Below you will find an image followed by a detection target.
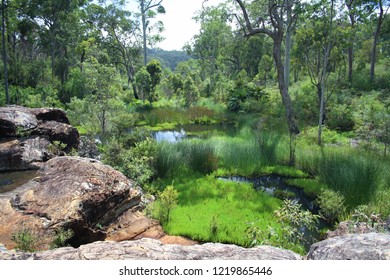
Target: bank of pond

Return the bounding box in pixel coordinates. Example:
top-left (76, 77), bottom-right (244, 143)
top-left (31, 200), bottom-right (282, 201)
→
top-left (146, 126), bottom-right (390, 254)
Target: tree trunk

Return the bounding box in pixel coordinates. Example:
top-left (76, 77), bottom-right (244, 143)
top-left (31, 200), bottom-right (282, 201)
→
top-left (284, 0), bottom-right (293, 87)
top-left (318, 0), bottom-right (334, 146)
top-left (273, 37), bottom-right (300, 136)
top-left (370, 0), bottom-right (384, 83)
top-left (346, 0), bottom-right (356, 83)
top-left (1, 0), bottom-right (9, 104)
top-left (141, 2), bottom-right (147, 66)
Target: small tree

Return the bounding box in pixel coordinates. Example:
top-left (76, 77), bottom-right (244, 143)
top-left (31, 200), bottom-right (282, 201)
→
top-left (135, 67), bottom-right (152, 103)
top-left (183, 77), bottom-right (200, 107)
top-left (159, 184), bottom-right (178, 224)
top-left (146, 59), bottom-right (163, 102)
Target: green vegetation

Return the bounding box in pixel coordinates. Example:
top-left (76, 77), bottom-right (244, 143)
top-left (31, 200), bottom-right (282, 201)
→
top-left (1, 0), bottom-right (389, 255)
top-left (50, 228), bottom-right (74, 249)
top-left (11, 228), bottom-right (38, 252)
top-left (149, 175), bottom-right (282, 247)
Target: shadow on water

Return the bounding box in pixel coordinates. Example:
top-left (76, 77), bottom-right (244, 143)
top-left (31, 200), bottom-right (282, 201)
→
top-left (220, 175), bottom-right (330, 249)
top-left (0, 170), bottom-right (39, 194)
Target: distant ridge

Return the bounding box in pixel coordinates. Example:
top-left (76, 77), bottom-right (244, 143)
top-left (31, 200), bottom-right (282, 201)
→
top-left (147, 48), bottom-right (191, 70)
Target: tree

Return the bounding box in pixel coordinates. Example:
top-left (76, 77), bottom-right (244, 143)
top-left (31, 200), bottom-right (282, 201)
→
top-left (182, 76), bottom-right (199, 107)
top-left (1, 0), bottom-right (9, 104)
top-left (159, 185), bottom-right (178, 224)
top-left (136, 0), bottom-right (165, 65)
top-left (190, 4), bottom-right (234, 94)
top-left (234, 0), bottom-right (300, 165)
top-left (146, 58), bottom-right (162, 102)
top-left (135, 66), bottom-right (151, 103)
top-left (370, 0), bottom-right (389, 82)
top-left (91, 1), bottom-right (142, 100)
top-left (17, 0), bottom-right (89, 100)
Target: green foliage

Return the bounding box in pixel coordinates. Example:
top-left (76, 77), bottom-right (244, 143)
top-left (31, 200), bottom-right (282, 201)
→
top-left (318, 150), bottom-right (381, 209)
top-left (286, 178), bottom-right (326, 197)
top-left (147, 184), bottom-right (179, 225)
top-left (157, 175), bottom-right (281, 247)
top-left (316, 189), bottom-right (346, 225)
top-left (135, 67), bottom-right (152, 103)
top-left (50, 228), bottom-right (74, 249)
top-left (11, 228), bottom-right (38, 252)
top-left (159, 185), bottom-right (179, 224)
top-left (183, 77), bottom-right (200, 107)
top-left (47, 141), bottom-right (67, 155)
top-left (246, 199), bottom-right (319, 254)
top-left (103, 137), bottom-right (157, 185)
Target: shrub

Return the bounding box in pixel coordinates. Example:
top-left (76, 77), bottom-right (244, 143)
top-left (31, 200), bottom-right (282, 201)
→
top-left (316, 189), bottom-right (346, 225)
top-left (11, 228), bottom-right (38, 252)
top-left (50, 228), bottom-right (74, 249)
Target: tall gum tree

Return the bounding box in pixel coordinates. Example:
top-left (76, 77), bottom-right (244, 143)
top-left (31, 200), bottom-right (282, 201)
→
top-left (136, 0), bottom-right (165, 65)
top-left (93, 1), bottom-right (142, 100)
top-left (1, 0), bottom-right (9, 104)
top-left (370, 0), bottom-right (389, 82)
top-left (233, 0), bottom-right (300, 164)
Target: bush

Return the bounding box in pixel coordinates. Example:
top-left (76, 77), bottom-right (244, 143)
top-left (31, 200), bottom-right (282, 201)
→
top-left (11, 228), bottom-right (38, 252)
top-left (316, 189), bottom-right (346, 225)
top-left (50, 228), bottom-right (74, 249)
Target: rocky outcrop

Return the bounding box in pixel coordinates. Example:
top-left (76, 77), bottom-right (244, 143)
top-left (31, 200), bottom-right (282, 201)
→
top-left (0, 238), bottom-right (302, 260)
top-left (0, 156), bottom-right (163, 249)
top-left (307, 233), bottom-right (390, 260)
top-left (0, 106), bottom-right (79, 171)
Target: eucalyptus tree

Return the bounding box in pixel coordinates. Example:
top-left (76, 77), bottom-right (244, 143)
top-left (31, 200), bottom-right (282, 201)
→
top-left (344, 0), bottom-right (369, 83)
top-left (190, 4), bottom-right (234, 95)
top-left (369, 0), bottom-right (389, 82)
top-left (294, 0), bottom-right (342, 145)
top-left (135, 0), bottom-right (165, 65)
top-left (17, 0), bottom-right (89, 95)
top-left (92, 0), bottom-right (142, 100)
top-left (233, 0), bottom-right (300, 164)
top-left (1, 0), bottom-right (9, 104)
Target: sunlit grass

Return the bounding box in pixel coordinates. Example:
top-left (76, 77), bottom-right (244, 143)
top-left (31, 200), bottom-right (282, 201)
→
top-left (162, 175), bottom-right (282, 247)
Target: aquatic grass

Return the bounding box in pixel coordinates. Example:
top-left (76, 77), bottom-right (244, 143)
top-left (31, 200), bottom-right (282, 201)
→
top-left (162, 176), bottom-right (282, 247)
top-left (317, 149), bottom-right (381, 209)
top-left (155, 129), bottom-right (285, 178)
top-left (142, 108), bottom-right (189, 126)
top-left (286, 178), bottom-right (327, 197)
top-left (156, 142), bottom-right (186, 177)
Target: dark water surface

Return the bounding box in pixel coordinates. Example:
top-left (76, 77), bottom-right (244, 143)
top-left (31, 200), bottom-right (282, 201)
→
top-left (0, 170), bottom-right (38, 194)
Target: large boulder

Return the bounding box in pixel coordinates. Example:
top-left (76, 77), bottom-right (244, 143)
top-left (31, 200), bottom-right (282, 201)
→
top-left (307, 233), bottom-right (390, 260)
top-left (0, 156), bottom-right (163, 249)
top-left (0, 238), bottom-right (302, 260)
top-left (0, 106), bottom-right (79, 171)
top-left (0, 106), bottom-right (38, 137)
top-left (0, 137), bottom-right (51, 171)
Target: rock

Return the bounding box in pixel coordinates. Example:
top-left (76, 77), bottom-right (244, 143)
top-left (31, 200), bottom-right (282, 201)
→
top-left (34, 121), bottom-right (79, 151)
top-left (307, 233), bottom-right (390, 260)
top-left (77, 136), bottom-right (101, 159)
top-left (29, 108), bottom-right (70, 124)
top-left (0, 106), bottom-right (79, 171)
top-left (0, 137), bottom-right (51, 171)
top-left (0, 156), bottom-right (163, 249)
top-left (0, 238), bottom-right (302, 260)
top-left (0, 106), bottom-right (37, 137)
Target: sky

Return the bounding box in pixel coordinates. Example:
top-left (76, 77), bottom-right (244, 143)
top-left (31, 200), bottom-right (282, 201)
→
top-left (128, 0), bottom-right (226, 51)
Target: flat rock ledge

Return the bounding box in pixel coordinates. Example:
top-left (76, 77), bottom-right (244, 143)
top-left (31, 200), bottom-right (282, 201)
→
top-left (307, 233), bottom-right (390, 260)
top-left (0, 238), bottom-right (301, 260)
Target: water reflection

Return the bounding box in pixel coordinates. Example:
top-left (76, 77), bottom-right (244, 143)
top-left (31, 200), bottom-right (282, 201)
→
top-left (152, 129), bottom-right (186, 143)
